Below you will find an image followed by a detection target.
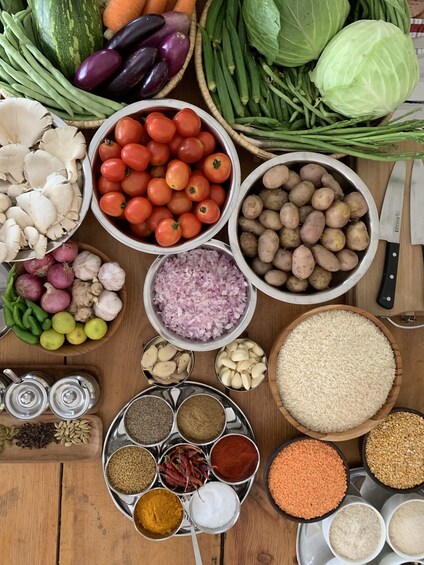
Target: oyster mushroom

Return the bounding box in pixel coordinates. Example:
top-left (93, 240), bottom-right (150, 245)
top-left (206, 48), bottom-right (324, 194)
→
top-left (7, 183), bottom-right (30, 202)
top-left (6, 206), bottom-right (34, 229)
top-left (42, 173), bottom-right (74, 220)
top-left (0, 180), bottom-right (9, 194)
top-left (24, 226), bottom-right (47, 258)
top-left (69, 183), bottom-right (82, 220)
top-left (40, 126), bottom-right (86, 183)
top-left (0, 242), bottom-right (7, 263)
top-left (16, 190), bottom-right (57, 235)
top-left (0, 98), bottom-right (52, 147)
top-left (0, 144), bottom-right (30, 184)
top-left (0, 194), bottom-right (11, 213)
top-left (24, 150), bottom-right (66, 188)
top-left (0, 218), bottom-right (21, 260)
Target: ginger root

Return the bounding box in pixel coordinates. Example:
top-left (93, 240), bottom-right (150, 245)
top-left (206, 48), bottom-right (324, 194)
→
top-left (68, 279), bottom-right (103, 322)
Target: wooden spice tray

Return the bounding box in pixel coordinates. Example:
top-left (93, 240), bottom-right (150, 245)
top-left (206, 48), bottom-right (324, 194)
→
top-left (0, 414), bottom-right (102, 463)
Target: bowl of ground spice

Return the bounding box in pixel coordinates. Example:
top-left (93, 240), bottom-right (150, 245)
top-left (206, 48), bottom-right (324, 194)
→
top-left (210, 433), bottom-right (260, 485)
top-left (363, 408), bottom-right (424, 493)
top-left (264, 437), bottom-right (349, 523)
top-left (133, 488), bottom-right (184, 541)
top-left (123, 396), bottom-right (174, 447)
top-left (105, 445), bottom-right (157, 496)
top-left (176, 393), bottom-right (226, 445)
top-left (381, 495), bottom-right (424, 560)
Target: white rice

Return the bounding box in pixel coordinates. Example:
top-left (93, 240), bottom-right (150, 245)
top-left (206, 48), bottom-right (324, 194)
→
top-left (276, 310), bottom-right (396, 433)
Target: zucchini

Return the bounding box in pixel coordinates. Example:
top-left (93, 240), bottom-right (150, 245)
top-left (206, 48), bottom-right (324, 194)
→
top-left (29, 0), bottom-right (103, 79)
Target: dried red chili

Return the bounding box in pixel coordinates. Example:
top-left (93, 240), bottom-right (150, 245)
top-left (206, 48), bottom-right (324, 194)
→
top-left (211, 434), bottom-right (259, 483)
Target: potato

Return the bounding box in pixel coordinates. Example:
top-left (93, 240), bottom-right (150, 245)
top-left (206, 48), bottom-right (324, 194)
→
top-left (300, 163), bottom-right (327, 187)
top-left (265, 269), bottom-right (288, 287)
top-left (272, 248), bottom-right (292, 271)
top-left (238, 217), bottom-right (265, 237)
top-left (240, 232), bottom-right (258, 258)
top-left (280, 202), bottom-right (299, 229)
top-left (289, 181), bottom-right (315, 207)
top-left (258, 229), bottom-right (280, 263)
top-left (336, 248), bottom-right (359, 271)
top-left (308, 266), bottom-right (332, 290)
top-left (321, 228), bottom-right (346, 252)
top-left (259, 209), bottom-right (283, 230)
top-left (242, 194), bottom-right (263, 219)
top-left (252, 257), bottom-right (273, 276)
top-left (321, 173), bottom-right (344, 198)
top-left (279, 226), bottom-right (301, 249)
top-left (325, 201), bottom-right (351, 228)
top-left (311, 244), bottom-right (340, 272)
top-left (286, 275), bottom-right (308, 293)
top-left (300, 210), bottom-right (325, 245)
top-left (259, 188), bottom-right (288, 210)
top-left (283, 170), bottom-right (301, 191)
top-left (345, 221), bottom-right (370, 251)
top-left (344, 192), bottom-right (368, 219)
top-left (263, 164), bottom-right (290, 189)
top-left (311, 187), bottom-right (334, 211)
top-left (292, 245), bottom-right (315, 280)
top-left (299, 205), bottom-right (313, 224)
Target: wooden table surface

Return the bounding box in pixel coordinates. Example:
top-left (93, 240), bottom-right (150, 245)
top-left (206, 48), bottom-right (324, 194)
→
top-left (1, 6), bottom-right (424, 564)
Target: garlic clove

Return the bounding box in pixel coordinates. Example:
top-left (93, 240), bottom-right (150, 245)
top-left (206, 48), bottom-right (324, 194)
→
top-left (152, 361), bottom-right (177, 379)
top-left (141, 345), bottom-right (158, 370)
top-left (226, 340), bottom-right (238, 352)
top-left (237, 359), bottom-right (256, 372)
top-left (241, 372), bottom-right (252, 390)
top-left (251, 363), bottom-right (267, 380)
top-left (177, 353), bottom-right (191, 374)
top-left (219, 368), bottom-right (231, 387)
top-left (215, 351), bottom-right (227, 370)
top-left (252, 344), bottom-right (265, 357)
top-left (231, 349), bottom-right (249, 362)
top-left (251, 374), bottom-right (266, 389)
top-left (231, 372), bottom-right (243, 390)
top-left (158, 343), bottom-right (177, 362)
top-left (221, 358), bottom-right (237, 370)
top-left (243, 340), bottom-right (256, 350)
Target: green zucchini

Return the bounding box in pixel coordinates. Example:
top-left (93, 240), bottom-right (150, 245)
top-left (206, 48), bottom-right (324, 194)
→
top-left (29, 0), bottom-right (103, 79)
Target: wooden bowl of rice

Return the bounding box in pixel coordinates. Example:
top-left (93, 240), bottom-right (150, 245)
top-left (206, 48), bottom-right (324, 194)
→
top-left (268, 305), bottom-right (402, 442)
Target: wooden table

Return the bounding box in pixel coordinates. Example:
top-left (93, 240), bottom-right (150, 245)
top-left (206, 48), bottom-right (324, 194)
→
top-left (1, 12), bottom-right (424, 565)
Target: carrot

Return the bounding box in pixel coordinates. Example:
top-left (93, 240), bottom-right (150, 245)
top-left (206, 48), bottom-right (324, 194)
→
top-left (172, 0), bottom-right (196, 17)
top-left (103, 0), bottom-right (147, 33)
top-left (143, 0), bottom-right (168, 14)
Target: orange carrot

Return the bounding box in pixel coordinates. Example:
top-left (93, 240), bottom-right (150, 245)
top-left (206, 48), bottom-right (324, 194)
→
top-left (103, 0), bottom-right (147, 33)
top-left (143, 0), bottom-right (168, 14)
top-left (172, 0), bottom-right (196, 17)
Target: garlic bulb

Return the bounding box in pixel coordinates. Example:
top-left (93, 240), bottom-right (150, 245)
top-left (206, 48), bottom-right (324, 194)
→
top-left (97, 261), bottom-right (126, 291)
top-left (72, 251), bottom-right (101, 281)
top-left (93, 290), bottom-right (122, 321)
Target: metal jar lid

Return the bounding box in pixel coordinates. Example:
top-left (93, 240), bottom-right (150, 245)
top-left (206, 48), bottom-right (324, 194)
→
top-left (49, 377), bottom-right (91, 419)
top-left (5, 381), bottom-right (49, 419)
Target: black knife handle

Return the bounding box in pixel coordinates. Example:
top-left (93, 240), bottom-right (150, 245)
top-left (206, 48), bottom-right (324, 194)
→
top-left (377, 242), bottom-right (400, 309)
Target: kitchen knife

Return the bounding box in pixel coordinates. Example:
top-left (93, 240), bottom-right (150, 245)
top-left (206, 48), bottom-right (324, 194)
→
top-left (377, 160), bottom-right (407, 309)
top-left (410, 159), bottom-right (424, 259)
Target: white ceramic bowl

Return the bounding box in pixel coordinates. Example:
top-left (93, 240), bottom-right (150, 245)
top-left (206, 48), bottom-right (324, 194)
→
top-left (381, 494), bottom-right (424, 560)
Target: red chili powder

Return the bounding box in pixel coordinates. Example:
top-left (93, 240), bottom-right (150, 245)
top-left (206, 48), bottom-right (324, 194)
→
top-left (267, 439), bottom-right (347, 520)
top-left (211, 434), bottom-right (259, 482)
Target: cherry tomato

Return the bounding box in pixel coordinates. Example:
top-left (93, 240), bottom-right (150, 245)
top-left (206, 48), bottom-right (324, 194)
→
top-left (98, 176), bottom-right (122, 195)
top-left (114, 116), bottom-right (144, 146)
top-left (123, 196), bottom-right (152, 224)
top-left (147, 177), bottom-right (172, 206)
top-left (130, 221), bottom-right (152, 239)
top-left (167, 191), bottom-right (193, 215)
top-left (209, 184), bottom-right (226, 207)
top-left (179, 212), bottom-right (202, 239)
top-left (196, 131), bottom-right (216, 157)
top-left (98, 139), bottom-right (122, 162)
top-left (100, 158), bottom-right (127, 182)
top-left (148, 206), bottom-right (173, 231)
top-left (145, 111), bottom-right (167, 126)
top-left (168, 133), bottom-right (184, 157)
top-left (121, 170), bottom-right (150, 196)
top-left (173, 108), bottom-right (201, 137)
top-left (194, 157), bottom-right (206, 172)
top-left (150, 165), bottom-right (166, 178)
top-left (165, 159), bottom-right (191, 191)
top-left (121, 143), bottom-right (151, 172)
top-left (203, 153), bottom-right (232, 183)
top-left (100, 192), bottom-right (126, 218)
top-left (195, 199), bottom-right (221, 224)
top-left (155, 218), bottom-right (182, 246)
top-left (147, 140), bottom-right (170, 166)
top-left (177, 137), bottom-right (204, 164)
top-left (146, 116), bottom-right (176, 144)
top-left (185, 174), bottom-right (210, 202)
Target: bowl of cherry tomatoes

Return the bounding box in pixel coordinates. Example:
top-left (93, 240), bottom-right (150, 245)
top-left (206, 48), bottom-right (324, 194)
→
top-left (88, 99), bottom-right (241, 254)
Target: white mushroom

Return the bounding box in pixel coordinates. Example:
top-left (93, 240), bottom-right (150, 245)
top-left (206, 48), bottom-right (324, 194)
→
top-left (42, 173), bottom-right (74, 219)
top-left (6, 206), bottom-right (34, 229)
top-left (0, 98), bottom-right (52, 147)
top-left (16, 191), bottom-right (57, 235)
top-left (7, 183), bottom-right (31, 202)
top-left (46, 222), bottom-right (64, 241)
top-left (34, 234), bottom-right (47, 258)
top-left (24, 149), bottom-right (66, 188)
top-left (0, 193), bottom-right (11, 212)
top-left (0, 212), bottom-right (6, 225)
top-left (60, 217), bottom-right (78, 232)
top-left (0, 179), bottom-right (9, 193)
top-left (40, 126), bottom-right (86, 183)
top-left (0, 218), bottom-right (21, 260)
top-left (0, 144), bottom-right (30, 184)
top-left (69, 183), bottom-right (82, 220)
top-left (24, 225), bottom-right (40, 248)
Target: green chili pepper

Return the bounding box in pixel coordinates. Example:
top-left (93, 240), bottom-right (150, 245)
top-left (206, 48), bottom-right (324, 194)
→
top-left (25, 299), bottom-right (48, 323)
top-left (41, 318), bottom-right (52, 331)
top-left (12, 303), bottom-right (25, 329)
top-left (3, 264), bottom-right (17, 304)
top-left (3, 304), bottom-right (15, 327)
top-left (27, 315), bottom-right (42, 336)
top-left (12, 325), bottom-right (39, 345)
top-left (22, 307), bottom-right (32, 329)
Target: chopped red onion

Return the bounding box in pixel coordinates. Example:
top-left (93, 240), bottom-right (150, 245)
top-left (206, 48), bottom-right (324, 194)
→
top-left (153, 249), bottom-right (248, 341)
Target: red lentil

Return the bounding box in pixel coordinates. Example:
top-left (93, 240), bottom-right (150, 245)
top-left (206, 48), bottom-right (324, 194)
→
top-left (267, 438), bottom-right (348, 520)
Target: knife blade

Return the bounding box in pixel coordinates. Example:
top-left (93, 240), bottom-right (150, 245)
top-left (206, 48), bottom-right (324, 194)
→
top-left (410, 159), bottom-right (424, 259)
top-left (377, 160), bottom-right (407, 309)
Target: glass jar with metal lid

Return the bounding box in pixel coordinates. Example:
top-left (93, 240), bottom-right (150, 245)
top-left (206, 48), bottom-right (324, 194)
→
top-left (49, 372), bottom-right (100, 420)
top-left (3, 369), bottom-right (51, 420)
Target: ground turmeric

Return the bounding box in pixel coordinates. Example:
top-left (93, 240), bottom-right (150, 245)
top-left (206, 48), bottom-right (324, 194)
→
top-left (134, 489), bottom-right (183, 536)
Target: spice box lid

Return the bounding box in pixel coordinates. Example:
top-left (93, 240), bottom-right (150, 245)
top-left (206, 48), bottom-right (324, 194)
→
top-left (0, 263), bottom-right (11, 340)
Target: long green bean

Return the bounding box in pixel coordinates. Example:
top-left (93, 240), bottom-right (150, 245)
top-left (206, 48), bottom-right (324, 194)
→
top-left (219, 51), bottom-right (245, 117)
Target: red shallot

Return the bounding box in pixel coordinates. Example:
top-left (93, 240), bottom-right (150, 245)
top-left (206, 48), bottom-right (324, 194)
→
top-left (23, 255), bottom-right (55, 277)
top-left (51, 241), bottom-right (79, 263)
top-left (15, 274), bottom-right (44, 301)
top-left (47, 263), bottom-right (75, 289)
top-left (40, 283), bottom-right (71, 314)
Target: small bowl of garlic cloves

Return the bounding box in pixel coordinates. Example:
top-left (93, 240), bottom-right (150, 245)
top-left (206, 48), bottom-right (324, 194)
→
top-left (140, 336), bottom-right (195, 387)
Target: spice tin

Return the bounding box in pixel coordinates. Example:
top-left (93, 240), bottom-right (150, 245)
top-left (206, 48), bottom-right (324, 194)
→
top-left (4, 371), bottom-right (51, 420)
top-left (123, 395), bottom-right (174, 447)
top-left (209, 433), bottom-right (260, 486)
top-left (49, 372), bottom-right (100, 420)
top-left (175, 393), bottom-right (227, 446)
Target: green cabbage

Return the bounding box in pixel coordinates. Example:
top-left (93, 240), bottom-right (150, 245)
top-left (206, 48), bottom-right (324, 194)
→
top-left (310, 20), bottom-right (419, 119)
top-left (242, 0), bottom-right (350, 67)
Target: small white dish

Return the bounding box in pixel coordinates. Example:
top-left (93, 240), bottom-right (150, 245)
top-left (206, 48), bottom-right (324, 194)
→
top-left (381, 494), bottom-right (424, 560)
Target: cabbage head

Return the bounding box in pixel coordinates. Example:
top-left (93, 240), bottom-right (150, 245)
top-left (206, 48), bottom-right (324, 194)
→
top-left (242, 0), bottom-right (350, 67)
top-left (310, 20), bottom-right (419, 119)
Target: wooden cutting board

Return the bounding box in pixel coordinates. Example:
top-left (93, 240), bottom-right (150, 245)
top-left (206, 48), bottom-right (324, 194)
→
top-left (351, 149), bottom-right (424, 317)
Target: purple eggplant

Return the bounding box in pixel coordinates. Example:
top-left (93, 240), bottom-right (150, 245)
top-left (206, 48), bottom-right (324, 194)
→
top-left (128, 60), bottom-right (168, 101)
top-left (106, 14), bottom-right (165, 55)
top-left (138, 11), bottom-right (191, 49)
top-left (103, 46), bottom-right (157, 99)
top-left (158, 32), bottom-right (189, 78)
top-left (73, 49), bottom-right (122, 91)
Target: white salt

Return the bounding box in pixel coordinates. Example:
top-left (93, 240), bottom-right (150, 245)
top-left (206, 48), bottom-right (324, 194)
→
top-left (190, 482), bottom-right (238, 529)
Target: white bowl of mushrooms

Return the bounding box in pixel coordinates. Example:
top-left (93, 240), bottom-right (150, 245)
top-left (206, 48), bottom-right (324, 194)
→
top-left (0, 98), bottom-right (92, 262)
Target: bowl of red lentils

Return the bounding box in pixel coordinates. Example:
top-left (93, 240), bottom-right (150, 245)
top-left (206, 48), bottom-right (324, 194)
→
top-left (264, 436), bottom-right (350, 523)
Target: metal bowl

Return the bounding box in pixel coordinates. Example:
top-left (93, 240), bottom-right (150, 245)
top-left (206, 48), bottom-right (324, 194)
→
top-left (228, 152), bottom-right (379, 304)
top-left (143, 239), bottom-right (257, 352)
top-left (88, 99), bottom-right (241, 255)
top-left (214, 338), bottom-right (267, 392)
top-left (140, 335), bottom-right (194, 388)
top-left (132, 487), bottom-right (184, 541)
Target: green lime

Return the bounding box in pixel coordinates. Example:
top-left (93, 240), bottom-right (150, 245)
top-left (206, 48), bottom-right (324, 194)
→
top-left (66, 323), bottom-right (87, 345)
top-left (84, 318), bottom-right (108, 340)
top-left (40, 329), bottom-right (65, 351)
top-left (52, 312), bottom-right (76, 334)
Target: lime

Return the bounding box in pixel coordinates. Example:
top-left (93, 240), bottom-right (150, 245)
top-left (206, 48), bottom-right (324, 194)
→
top-left (52, 312), bottom-right (76, 334)
top-left (84, 318), bottom-right (108, 340)
top-left (66, 323), bottom-right (87, 345)
top-left (40, 329), bottom-right (65, 351)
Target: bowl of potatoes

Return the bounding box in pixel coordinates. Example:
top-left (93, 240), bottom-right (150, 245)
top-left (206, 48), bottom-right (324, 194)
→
top-left (228, 152), bottom-right (379, 304)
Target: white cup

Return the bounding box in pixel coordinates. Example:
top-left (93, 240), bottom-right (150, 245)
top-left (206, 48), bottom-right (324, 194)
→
top-left (322, 495), bottom-right (386, 564)
top-left (379, 550), bottom-right (424, 565)
top-left (380, 494), bottom-right (424, 560)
